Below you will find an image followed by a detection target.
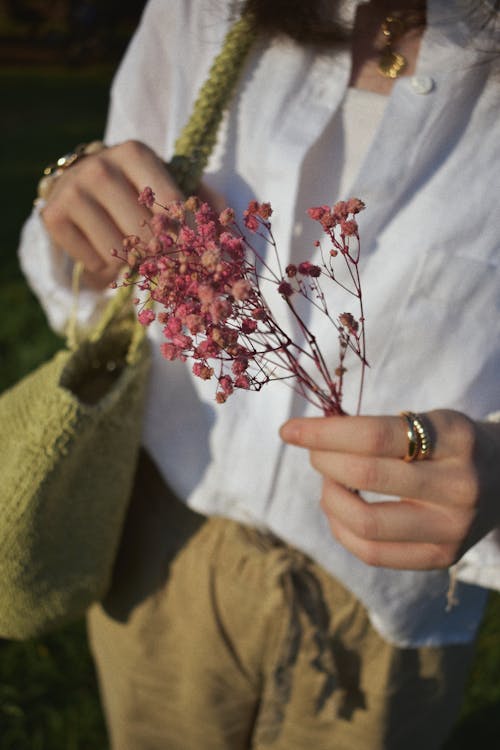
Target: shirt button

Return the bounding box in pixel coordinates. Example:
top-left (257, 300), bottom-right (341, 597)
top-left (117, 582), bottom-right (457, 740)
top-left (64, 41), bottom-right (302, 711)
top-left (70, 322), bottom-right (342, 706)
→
top-left (410, 75), bottom-right (434, 94)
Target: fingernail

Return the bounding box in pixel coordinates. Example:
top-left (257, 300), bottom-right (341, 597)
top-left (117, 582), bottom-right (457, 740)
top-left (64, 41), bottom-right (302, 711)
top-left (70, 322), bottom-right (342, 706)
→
top-left (280, 421), bottom-right (299, 444)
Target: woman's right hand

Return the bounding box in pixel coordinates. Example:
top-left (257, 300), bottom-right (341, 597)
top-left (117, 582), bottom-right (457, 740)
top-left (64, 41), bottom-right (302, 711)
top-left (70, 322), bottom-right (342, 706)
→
top-left (41, 140), bottom-right (184, 289)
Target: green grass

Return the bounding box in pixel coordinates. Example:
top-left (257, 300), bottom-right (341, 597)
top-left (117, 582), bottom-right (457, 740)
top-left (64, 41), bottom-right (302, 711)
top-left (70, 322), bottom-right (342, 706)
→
top-left (0, 64), bottom-right (114, 749)
top-left (444, 592), bottom-right (500, 748)
top-left (1, 65), bottom-right (499, 749)
top-left (0, 65), bottom-right (113, 392)
top-left (0, 621), bottom-right (107, 749)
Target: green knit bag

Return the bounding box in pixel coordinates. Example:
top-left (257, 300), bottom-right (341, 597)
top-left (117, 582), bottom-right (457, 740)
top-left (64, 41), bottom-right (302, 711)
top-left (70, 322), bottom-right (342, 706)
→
top-left (0, 12), bottom-right (255, 640)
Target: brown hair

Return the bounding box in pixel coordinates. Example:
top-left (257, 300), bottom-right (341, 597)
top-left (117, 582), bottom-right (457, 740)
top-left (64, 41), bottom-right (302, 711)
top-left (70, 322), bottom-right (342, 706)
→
top-left (241, 0), bottom-right (351, 45)
top-left (240, 0), bottom-right (499, 48)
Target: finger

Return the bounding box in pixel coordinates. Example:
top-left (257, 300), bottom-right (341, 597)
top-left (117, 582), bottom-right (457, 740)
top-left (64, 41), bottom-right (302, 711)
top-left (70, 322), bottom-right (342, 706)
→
top-left (82, 162), bottom-right (153, 237)
top-left (42, 189), bottom-right (126, 287)
top-left (320, 480), bottom-right (473, 546)
top-left (43, 151), bottom-right (164, 279)
top-left (310, 450), bottom-right (474, 506)
top-left (67, 192), bottom-right (133, 266)
top-left (41, 163), bottom-right (132, 272)
top-left (281, 414), bottom-right (415, 458)
top-left (326, 518), bottom-right (458, 570)
top-left (281, 410), bottom-right (461, 462)
top-left (63, 151), bottom-right (158, 256)
top-left (54, 142), bottom-right (184, 261)
top-left (41, 214), bottom-right (105, 273)
top-left (106, 140), bottom-right (185, 206)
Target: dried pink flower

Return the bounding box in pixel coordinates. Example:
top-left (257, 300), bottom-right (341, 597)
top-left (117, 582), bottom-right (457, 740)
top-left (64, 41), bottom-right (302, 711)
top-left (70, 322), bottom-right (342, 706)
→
top-left (138, 308), bottom-right (156, 326)
top-left (193, 362), bottom-right (214, 380)
top-left (243, 213), bottom-right (259, 232)
top-left (138, 186), bottom-right (155, 208)
top-left (117, 194), bottom-right (367, 415)
top-left (234, 374), bottom-right (251, 389)
top-left (340, 219), bottom-right (358, 237)
top-left (257, 202), bottom-right (273, 220)
top-left (307, 206), bottom-right (329, 221)
top-left (346, 197), bottom-right (365, 214)
top-left (297, 261), bottom-right (321, 277)
top-left (278, 280), bottom-right (294, 297)
top-left (219, 207), bottom-right (236, 226)
top-left (230, 279), bottom-right (251, 301)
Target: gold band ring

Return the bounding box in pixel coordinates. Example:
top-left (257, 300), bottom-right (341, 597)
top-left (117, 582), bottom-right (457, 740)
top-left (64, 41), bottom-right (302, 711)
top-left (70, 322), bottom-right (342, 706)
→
top-left (400, 411), bottom-right (433, 461)
top-left (400, 411), bottom-right (420, 462)
top-left (411, 413), bottom-right (433, 459)
top-left (35, 140), bottom-right (105, 205)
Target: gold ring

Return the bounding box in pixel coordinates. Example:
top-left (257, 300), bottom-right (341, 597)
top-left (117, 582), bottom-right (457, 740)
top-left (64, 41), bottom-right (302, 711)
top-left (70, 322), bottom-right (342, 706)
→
top-left (400, 411), bottom-right (433, 461)
top-left (35, 140), bottom-right (105, 205)
top-left (411, 413), bottom-right (433, 459)
top-left (400, 411), bottom-right (420, 462)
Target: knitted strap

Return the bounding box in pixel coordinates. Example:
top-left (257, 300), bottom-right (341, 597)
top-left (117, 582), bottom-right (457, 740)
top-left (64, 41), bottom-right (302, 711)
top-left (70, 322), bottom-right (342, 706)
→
top-left (84, 10), bottom-right (256, 349)
top-left (169, 10), bottom-right (256, 196)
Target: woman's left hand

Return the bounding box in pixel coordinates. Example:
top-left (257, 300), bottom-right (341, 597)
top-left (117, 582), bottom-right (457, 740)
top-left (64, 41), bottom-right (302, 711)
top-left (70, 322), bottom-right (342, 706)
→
top-left (280, 409), bottom-right (500, 570)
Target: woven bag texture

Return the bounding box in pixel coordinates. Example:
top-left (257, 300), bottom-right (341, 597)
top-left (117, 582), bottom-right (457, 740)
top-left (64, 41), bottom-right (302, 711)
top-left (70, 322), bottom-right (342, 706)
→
top-left (0, 320), bottom-right (151, 638)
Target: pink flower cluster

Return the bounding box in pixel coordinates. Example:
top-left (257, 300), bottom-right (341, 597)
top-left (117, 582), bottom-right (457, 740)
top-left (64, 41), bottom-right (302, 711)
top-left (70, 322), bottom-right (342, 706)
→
top-left (116, 192), bottom-right (367, 415)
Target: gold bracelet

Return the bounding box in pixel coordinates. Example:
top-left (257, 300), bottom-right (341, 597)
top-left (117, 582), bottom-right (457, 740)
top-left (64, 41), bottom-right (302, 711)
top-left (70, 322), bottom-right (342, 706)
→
top-left (35, 140), bottom-right (105, 205)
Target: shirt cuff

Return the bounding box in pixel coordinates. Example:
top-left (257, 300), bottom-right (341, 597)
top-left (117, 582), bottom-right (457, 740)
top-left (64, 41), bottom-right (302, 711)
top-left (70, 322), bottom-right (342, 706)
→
top-left (18, 203), bottom-right (110, 334)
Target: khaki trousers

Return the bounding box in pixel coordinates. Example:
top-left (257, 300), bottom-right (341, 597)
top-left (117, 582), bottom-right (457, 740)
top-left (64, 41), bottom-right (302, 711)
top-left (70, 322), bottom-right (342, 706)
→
top-left (87, 452), bottom-right (473, 750)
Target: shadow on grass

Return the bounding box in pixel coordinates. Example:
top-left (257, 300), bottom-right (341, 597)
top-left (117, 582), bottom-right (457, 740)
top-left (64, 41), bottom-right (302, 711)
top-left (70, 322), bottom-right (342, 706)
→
top-left (0, 621), bottom-right (108, 750)
top-left (444, 703), bottom-right (500, 749)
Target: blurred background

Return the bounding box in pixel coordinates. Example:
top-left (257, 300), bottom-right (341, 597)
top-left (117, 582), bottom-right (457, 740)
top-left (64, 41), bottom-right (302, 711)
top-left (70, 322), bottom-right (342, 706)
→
top-left (0, 0), bottom-right (146, 65)
top-left (1, 2), bottom-right (499, 747)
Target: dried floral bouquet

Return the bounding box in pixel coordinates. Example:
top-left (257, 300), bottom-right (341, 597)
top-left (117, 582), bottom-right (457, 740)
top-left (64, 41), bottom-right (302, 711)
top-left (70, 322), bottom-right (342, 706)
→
top-left (113, 190), bottom-right (368, 416)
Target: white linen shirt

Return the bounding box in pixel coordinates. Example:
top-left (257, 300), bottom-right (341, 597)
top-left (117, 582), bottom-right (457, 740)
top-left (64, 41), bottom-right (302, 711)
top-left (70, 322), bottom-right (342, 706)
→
top-left (19, 0), bottom-right (500, 646)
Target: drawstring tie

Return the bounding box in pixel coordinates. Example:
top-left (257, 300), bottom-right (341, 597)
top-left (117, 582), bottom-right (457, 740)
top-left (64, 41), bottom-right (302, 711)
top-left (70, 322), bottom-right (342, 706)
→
top-left (243, 528), bottom-right (365, 745)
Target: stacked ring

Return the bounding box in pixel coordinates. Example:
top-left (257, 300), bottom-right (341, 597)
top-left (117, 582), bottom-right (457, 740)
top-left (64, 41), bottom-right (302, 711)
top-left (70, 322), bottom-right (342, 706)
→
top-left (35, 140), bottom-right (105, 205)
top-left (400, 411), bottom-right (433, 461)
top-left (400, 412), bottom-right (420, 462)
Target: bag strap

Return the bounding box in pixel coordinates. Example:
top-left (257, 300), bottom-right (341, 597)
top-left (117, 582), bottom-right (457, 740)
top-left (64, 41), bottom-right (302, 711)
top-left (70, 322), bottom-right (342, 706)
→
top-left (83, 10), bottom-right (257, 351)
top-left (169, 10), bottom-right (256, 195)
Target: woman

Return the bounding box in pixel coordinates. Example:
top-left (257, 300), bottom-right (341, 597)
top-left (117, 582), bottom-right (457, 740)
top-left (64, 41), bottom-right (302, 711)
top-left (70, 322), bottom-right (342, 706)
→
top-left (19, 0), bottom-right (500, 747)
